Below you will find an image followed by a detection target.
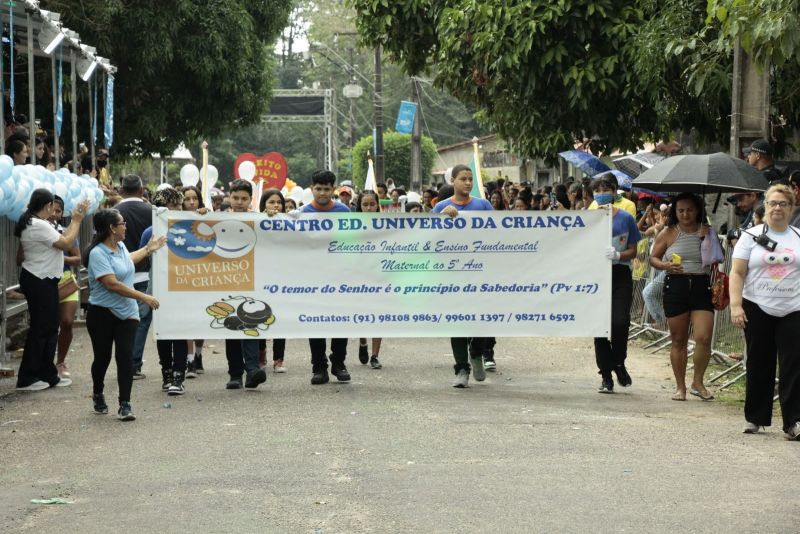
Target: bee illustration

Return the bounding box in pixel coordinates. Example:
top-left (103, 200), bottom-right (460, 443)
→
top-left (206, 296), bottom-right (276, 336)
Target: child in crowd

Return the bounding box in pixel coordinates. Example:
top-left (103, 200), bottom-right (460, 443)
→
top-left (432, 164), bottom-right (495, 387)
top-left (224, 180), bottom-right (268, 391)
top-left (141, 187), bottom-right (189, 395)
top-left (301, 170), bottom-right (352, 385)
top-left (180, 185), bottom-right (207, 378)
top-left (258, 189), bottom-right (288, 373)
top-left (356, 190), bottom-right (384, 369)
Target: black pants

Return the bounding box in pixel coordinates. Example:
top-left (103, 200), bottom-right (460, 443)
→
top-left (257, 338), bottom-right (286, 360)
top-left (742, 299), bottom-right (800, 431)
top-left (87, 304), bottom-right (138, 403)
top-left (309, 338), bottom-right (347, 372)
top-left (483, 337), bottom-right (496, 361)
top-left (156, 340), bottom-right (188, 372)
top-left (16, 269), bottom-right (60, 387)
top-left (451, 337), bottom-right (489, 373)
top-left (594, 264), bottom-right (633, 373)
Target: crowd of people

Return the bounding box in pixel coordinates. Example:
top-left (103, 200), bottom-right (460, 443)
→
top-left (6, 137), bottom-right (800, 441)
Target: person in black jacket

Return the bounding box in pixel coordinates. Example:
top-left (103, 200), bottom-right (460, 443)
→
top-left (115, 174), bottom-right (153, 379)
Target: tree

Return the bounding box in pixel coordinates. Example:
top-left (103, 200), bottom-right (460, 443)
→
top-left (347, 0), bottom-right (759, 158)
top-left (43, 0), bottom-right (294, 157)
top-left (351, 132), bottom-right (437, 189)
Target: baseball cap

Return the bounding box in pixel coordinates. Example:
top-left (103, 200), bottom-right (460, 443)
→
top-left (743, 138), bottom-right (772, 157)
top-left (338, 185), bottom-right (353, 196)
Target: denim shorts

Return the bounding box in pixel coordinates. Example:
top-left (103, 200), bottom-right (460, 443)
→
top-left (663, 274), bottom-right (714, 318)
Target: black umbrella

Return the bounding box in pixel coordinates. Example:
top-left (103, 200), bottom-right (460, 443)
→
top-left (631, 152), bottom-right (769, 193)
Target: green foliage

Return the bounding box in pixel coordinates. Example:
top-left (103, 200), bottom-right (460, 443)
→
top-left (351, 132), bottom-right (437, 190)
top-left (43, 0), bottom-right (293, 157)
top-left (207, 122), bottom-right (323, 188)
top-left (706, 0), bottom-right (800, 68)
top-left (348, 0), bottom-right (795, 157)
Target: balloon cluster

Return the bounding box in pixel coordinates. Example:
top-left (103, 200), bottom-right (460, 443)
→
top-left (0, 155), bottom-right (105, 221)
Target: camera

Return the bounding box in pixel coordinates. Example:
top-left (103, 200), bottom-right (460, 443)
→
top-left (753, 232), bottom-right (777, 252)
top-left (726, 228), bottom-right (741, 242)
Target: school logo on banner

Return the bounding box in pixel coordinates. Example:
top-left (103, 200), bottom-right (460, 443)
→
top-left (166, 219), bottom-right (256, 291)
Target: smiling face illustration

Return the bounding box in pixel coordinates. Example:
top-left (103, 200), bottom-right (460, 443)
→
top-left (212, 220), bottom-right (257, 258)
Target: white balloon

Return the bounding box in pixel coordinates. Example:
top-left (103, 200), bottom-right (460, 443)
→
top-left (280, 186), bottom-right (289, 196)
top-left (180, 164), bottom-right (201, 187)
top-left (54, 182), bottom-right (68, 199)
top-left (406, 191), bottom-right (422, 203)
top-left (444, 167), bottom-right (454, 184)
top-left (207, 165), bottom-right (219, 184)
top-left (301, 187), bottom-right (314, 206)
top-left (89, 177), bottom-right (99, 188)
top-left (238, 161), bottom-right (256, 181)
top-left (290, 186), bottom-right (304, 203)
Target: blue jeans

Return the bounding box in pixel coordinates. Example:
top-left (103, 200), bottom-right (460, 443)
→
top-left (226, 339), bottom-right (260, 377)
top-left (642, 271), bottom-right (666, 322)
top-left (131, 280), bottom-right (152, 372)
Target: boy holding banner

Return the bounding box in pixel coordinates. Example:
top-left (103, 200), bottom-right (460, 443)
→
top-left (224, 180), bottom-right (268, 391)
top-left (432, 164), bottom-right (494, 388)
top-left (301, 170), bottom-right (352, 385)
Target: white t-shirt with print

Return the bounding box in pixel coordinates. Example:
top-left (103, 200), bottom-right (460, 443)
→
top-left (733, 224), bottom-right (800, 317)
top-left (20, 218), bottom-right (63, 279)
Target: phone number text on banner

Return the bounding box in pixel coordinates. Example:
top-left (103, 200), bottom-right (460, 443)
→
top-left (152, 210), bottom-right (612, 339)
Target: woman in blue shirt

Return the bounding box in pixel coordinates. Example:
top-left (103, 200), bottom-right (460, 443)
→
top-left (84, 209), bottom-right (165, 421)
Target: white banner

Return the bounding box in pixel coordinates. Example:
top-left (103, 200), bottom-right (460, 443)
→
top-left (152, 210), bottom-right (612, 339)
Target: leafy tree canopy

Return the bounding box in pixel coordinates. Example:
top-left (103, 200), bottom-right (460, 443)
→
top-left (351, 132), bottom-right (437, 190)
top-left (43, 0), bottom-right (294, 157)
top-left (349, 0), bottom-right (800, 158)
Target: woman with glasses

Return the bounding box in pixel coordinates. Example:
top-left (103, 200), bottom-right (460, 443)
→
top-left (730, 184), bottom-right (800, 439)
top-left (84, 209), bottom-right (166, 421)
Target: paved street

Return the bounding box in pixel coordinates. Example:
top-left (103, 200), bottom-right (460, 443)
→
top-left (1, 330), bottom-right (798, 533)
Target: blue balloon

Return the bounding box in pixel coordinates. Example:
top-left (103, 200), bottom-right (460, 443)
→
top-left (0, 156), bottom-right (12, 180)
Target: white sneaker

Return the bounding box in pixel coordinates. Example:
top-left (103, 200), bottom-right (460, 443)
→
top-left (16, 381), bottom-right (49, 391)
top-left (55, 377), bottom-right (72, 387)
top-left (785, 421), bottom-right (800, 441)
top-left (452, 369), bottom-right (469, 388)
top-left (743, 421), bottom-right (764, 434)
top-left (484, 359), bottom-right (496, 372)
top-left (470, 357), bottom-right (486, 382)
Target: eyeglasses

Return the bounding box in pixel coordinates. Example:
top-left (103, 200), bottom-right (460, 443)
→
top-left (113, 221), bottom-right (127, 226)
top-left (766, 200), bottom-right (790, 208)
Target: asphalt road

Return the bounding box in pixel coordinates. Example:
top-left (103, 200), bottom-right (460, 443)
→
top-left (1, 331), bottom-right (798, 533)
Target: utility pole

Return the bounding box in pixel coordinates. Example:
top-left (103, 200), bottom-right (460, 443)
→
top-left (373, 46), bottom-right (384, 183)
top-left (410, 77), bottom-right (422, 191)
top-left (348, 48), bottom-right (356, 152)
top-left (728, 39), bottom-right (770, 228)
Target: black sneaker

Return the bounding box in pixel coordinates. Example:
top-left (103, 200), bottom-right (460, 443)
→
top-left (358, 343), bottom-right (369, 364)
top-left (93, 393), bottom-right (108, 414)
top-left (132, 368), bottom-right (146, 380)
top-left (614, 365), bottom-right (632, 387)
top-left (226, 375), bottom-right (243, 390)
top-left (161, 368), bottom-right (173, 391)
top-left (168, 371), bottom-right (186, 396)
top-left (195, 354), bottom-right (204, 374)
top-left (311, 369), bottom-right (330, 385)
top-left (331, 364), bottom-right (351, 382)
top-left (598, 372), bottom-right (614, 394)
top-left (185, 361), bottom-right (197, 379)
top-left (245, 368), bottom-right (267, 390)
top-left (370, 356), bottom-right (382, 369)
top-left (117, 402), bottom-right (136, 421)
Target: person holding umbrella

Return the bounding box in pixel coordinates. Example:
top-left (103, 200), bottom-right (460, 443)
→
top-left (649, 193), bottom-right (715, 401)
top-left (730, 184), bottom-right (800, 439)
